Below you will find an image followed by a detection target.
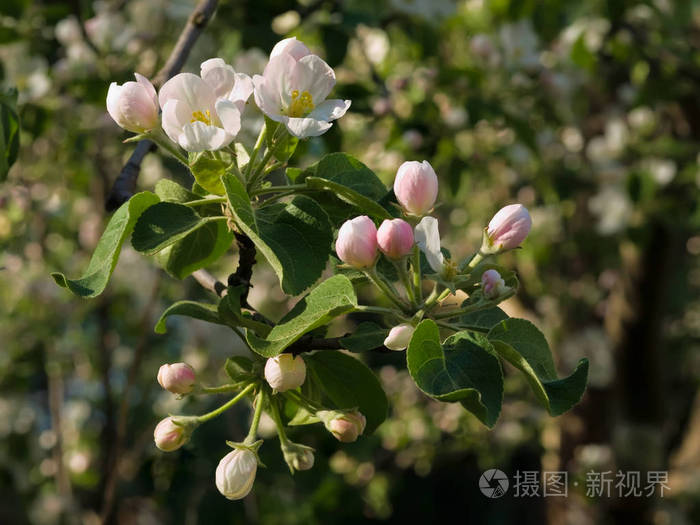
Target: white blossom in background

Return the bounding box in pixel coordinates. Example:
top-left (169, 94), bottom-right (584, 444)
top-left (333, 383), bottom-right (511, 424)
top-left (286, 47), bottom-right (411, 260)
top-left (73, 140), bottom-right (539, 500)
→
top-left (642, 158), bottom-right (676, 186)
top-left (588, 186), bottom-right (632, 235)
top-left (498, 20), bottom-right (540, 70)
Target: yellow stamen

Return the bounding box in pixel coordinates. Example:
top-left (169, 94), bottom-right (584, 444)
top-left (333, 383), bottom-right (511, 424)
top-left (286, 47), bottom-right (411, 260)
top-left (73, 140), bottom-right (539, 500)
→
top-left (191, 110), bottom-right (212, 125)
top-left (288, 90), bottom-right (314, 118)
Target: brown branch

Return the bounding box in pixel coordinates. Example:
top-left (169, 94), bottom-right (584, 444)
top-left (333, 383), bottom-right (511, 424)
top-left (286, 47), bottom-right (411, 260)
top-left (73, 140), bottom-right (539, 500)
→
top-left (105, 0), bottom-right (220, 211)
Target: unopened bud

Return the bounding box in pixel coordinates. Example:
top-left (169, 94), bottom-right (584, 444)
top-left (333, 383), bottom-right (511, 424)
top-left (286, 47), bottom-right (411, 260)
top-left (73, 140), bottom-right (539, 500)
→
top-left (106, 73), bottom-right (159, 133)
top-left (264, 354), bottom-right (306, 392)
top-left (215, 448), bottom-right (258, 500)
top-left (393, 160), bottom-right (439, 216)
top-left (153, 417), bottom-right (188, 452)
top-left (481, 269), bottom-right (508, 299)
top-left (319, 410), bottom-right (366, 443)
top-left (383, 323), bottom-right (415, 351)
top-left (335, 216), bottom-right (378, 269)
top-left (377, 218), bottom-right (414, 259)
top-left (483, 204), bottom-right (532, 253)
top-left (157, 362), bottom-right (196, 394)
top-left (281, 442), bottom-right (315, 472)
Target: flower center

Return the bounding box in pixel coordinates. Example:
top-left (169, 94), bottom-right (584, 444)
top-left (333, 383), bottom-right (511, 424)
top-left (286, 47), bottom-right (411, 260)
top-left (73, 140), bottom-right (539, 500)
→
top-left (190, 110), bottom-right (212, 125)
top-left (288, 90), bottom-right (314, 118)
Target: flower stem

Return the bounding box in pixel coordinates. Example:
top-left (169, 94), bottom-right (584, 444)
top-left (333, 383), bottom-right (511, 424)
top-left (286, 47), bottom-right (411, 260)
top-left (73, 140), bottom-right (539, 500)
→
top-left (184, 197), bottom-right (227, 207)
top-left (284, 389), bottom-right (323, 412)
top-left (199, 383), bottom-right (246, 394)
top-left (245, 122), bottom-right (267, 182)
top-left (411, 245), bottom-right (423, 303)
top-left (393, 259), bottom-right (416, 306)
top-left (365, 268), bottom-right (409, 311)
top-left (244, 388), bottom-right (266, 445)
top-left (268, 396), bottom-right (291, 446)
top-left (197, 383), bottom-right (256, 423)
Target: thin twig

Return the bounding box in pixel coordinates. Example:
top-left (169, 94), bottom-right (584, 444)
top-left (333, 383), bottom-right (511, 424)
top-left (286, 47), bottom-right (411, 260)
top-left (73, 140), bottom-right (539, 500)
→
top-left (105, 0), bottom-right (220, 211)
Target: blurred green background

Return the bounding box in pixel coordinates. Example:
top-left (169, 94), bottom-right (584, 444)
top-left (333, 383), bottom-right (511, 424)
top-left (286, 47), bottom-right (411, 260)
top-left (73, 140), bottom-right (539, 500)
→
top-left (1, 0), bottom-right (700, 523)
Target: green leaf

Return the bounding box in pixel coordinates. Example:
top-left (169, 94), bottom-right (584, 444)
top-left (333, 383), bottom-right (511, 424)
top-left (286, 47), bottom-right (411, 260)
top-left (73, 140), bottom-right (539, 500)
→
top-left (406, 319), bottom-right (503, 428)
top-left (218, 285), bottom-right (272, 336)
top-left (488, 318), bottom-right (588, 416)
top-left (265, 117), bottom-right (299, 162)
top-left (155, 179), bottom-right (199, 203)
top-left (305, 177), bottom-right (391, 221)
top-left (246, 275), bottom-right (357, 357)
top-left (459, 307), bottom-right (509, 331)
top-left (154, 300), bottom-right (224, 334)
top-left (160, 221), bottom-right (233, 279)
top-left (52, 192), bottom-right (160, 298)
top-left (287, 405), bottom-right (321, 426)
top-left (222, 173), bottom-right (333, 295)
top-left (189, 153), bottom-right (228, 195)
top-left (341, 322), bottom-right (389, 352)
top-left (225, 356), bottom-right (256, 382)
top-left (305, 351), bottom-right (388, 433)
top-left (0, 88), bottom-right (20, 181)
top-left (131, 202), bottom-right (224, 255)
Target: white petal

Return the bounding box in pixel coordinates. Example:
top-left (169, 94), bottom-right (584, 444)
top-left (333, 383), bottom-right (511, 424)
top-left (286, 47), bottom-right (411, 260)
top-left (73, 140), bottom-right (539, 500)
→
top-left (134, 72), bottom-right (157, 108)
top-left (158, 72), bottom-right (216, 114)
top-left (260, 54), bottom-right (296, 109)
top-left (229, 73), bottom-right (254, 110)
top-left (106, 82), bottom-right (124, 124)
top-left (161, 99), bottom-right (190, 144)
top-left (215, 99), bottom-right (241, 138)
top-left (270, 37), bottom-right (310, 61)
top-left (253, 74), bottom-right (284, 122)
top-left (294, 55), bottom-right (335, 103)
top-left (284, 117), bottom-right (332, 138)
top-left (414, 216), bottom-right (444, 273)
top-left (201, 58), bottom-right (237, 99)
top-left (179, 121), bottom-right (232, 152)
top-left (309, 99), bottom-right (351, 122)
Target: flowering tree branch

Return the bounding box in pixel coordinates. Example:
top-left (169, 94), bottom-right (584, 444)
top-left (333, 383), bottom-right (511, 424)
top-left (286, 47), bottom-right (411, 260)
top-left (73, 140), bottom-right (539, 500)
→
top-left (106, 0), bottom-right (219, 211)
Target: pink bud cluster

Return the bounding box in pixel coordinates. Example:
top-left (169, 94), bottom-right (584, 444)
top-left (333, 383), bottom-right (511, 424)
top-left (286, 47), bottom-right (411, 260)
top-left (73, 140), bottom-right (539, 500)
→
top-left (335, 217), bottom-right (415, 268)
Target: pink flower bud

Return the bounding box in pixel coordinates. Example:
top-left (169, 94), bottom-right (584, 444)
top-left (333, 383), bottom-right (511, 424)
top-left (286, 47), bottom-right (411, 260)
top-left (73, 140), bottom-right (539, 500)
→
top-left (157, 363), bottom-right (196, 394)
top-left (485, 204), bottom-right (532, 252)
top-left (393, 160), bottom-right (439, 216)
top-left (335, 216), bottom-right (378, 268)
top-left (383, 323), bottom-right (415, 351)
top-left (481, 269), bottom-right (508, 299)
top-left (264, 354), bottom-right (306, 392)
top-left (377, 219), bottom-right (414, 259)
top-left (269, 37), bottom-right (311, 61)
top-left (106, 73), bottom-right (159, 133)
top-left (215, 448), bottom-right (258, 500)
top-left (323, 411), bottom-right (366, 443)
top-left (153, 417), bottom-right (187, 452)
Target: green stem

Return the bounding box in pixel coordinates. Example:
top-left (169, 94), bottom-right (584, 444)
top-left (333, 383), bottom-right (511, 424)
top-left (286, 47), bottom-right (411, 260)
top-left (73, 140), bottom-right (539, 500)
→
top-left (268, 396), bottom-right (291, 446)
top-left (463, 251), bottom-right (489, 272)
top-left (197, 383), bottom-right (255, 423)
top-left (394, 259), bottom-right (416, 306)
top-left (200, 383), bottom-right (245, 394)
top-left (248, 148), bottom-right (275, 189)
top-left (184, 197), bottom-right (227, 207)
top-left (354, 304), bottom-right (407, 319)
top-left (244, 389), bottom-right (266, 445)
top-left (432, 291), bottom-right (513, 320)
top-left (284, 389), bottom-right (323, 412)
top-left (147, 129), bottom-right (188, 166)
top-left (412, 245), bottom-right (423, 303)
top-left (245, 123), bottom-right (267, 181)
top-left (365, 268), bottom-right (408, 311)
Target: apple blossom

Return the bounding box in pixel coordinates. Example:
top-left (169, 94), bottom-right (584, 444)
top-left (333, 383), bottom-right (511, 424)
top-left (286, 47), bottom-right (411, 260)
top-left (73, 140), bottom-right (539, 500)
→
top-left (377, 218), bottom-right (414, 259)
top-left (253, 44), bottom-right (351, 138)
top-left (269, 37), bottom-right (311, 61)
top-left (215, 448), bottom-right (258, 500)
top-left (158, 59), bottom-right (253, 152)
top-left (335, 216), bottom-right (378, 268)
top-left (264, 354), bottom-right (306, 392)
top-left (393, 160), bottom-right (439, 216)
top-left (483, 204), bottom-right (532, 253)
top-left (106, 73), bottom-right (159, 133)
top-left (383, 323), bottom-right (415, 351)
top-left (153, 417), bottom-right (188, 452)
top-left (481, 269), bottom-right (508, 299)
top-left (319, 410), bottom-right (366, 443)
top-left (157, 362), bottom-right (196, 395)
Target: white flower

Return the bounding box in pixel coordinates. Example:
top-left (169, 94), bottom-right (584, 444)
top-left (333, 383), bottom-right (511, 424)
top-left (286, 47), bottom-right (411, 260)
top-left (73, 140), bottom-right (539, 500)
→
top-left (269, 37), bottom-right (310, 61)
top-left (158, 59), bottom-right (253, 152)
top-left (414, 216), bottom-right (444, 273)
top-left (383, 323), bottom-right (415, 351)
top-left (253, 46), bottom-right (351, 138)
